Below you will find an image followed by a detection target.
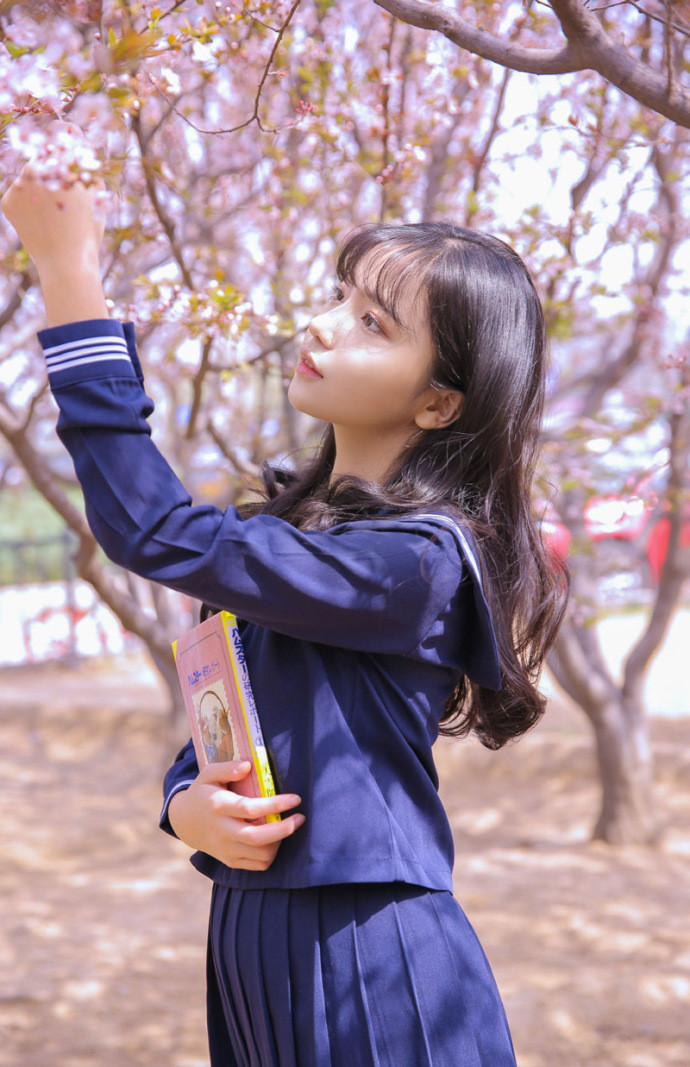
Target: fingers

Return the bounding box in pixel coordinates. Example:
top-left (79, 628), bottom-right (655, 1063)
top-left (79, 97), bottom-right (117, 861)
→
top-left (198, 759), bottom-right (254, 784)
top-left (169, 772), bottom-right (306, 871)
top-left (224, 789), bottom-right (304, 821)
top-left (236, 811), bottom-right (306, 847)
top-left (209, 784), bottom-right (304, 823)
top-left (211, 809), bottom-right (306, 870)
top-left (199, 761), bottom-right (303, 817)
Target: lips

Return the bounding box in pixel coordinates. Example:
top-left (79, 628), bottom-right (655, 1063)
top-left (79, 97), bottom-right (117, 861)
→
top-left (296, 348), bottom-right (323, 379)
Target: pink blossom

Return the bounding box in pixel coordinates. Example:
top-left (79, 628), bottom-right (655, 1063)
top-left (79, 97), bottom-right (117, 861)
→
top-left (3, 12), bottom-right (42, 49)
top-left (4, 53), bottom-right (63, 112)
top-left (69, 93), bottom-right (119, 133)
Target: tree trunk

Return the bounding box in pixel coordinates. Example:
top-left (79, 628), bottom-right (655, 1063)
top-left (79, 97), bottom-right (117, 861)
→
top-left (583, 694), bottom-right (660, 845)
top-left (548, 621), bottom-right (662, 846)
top-left (149, 646), bottom-right (187, 729)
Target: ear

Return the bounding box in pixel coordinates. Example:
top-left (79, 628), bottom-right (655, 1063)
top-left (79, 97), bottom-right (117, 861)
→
top-left (414, 388), bottom-right (464, 430)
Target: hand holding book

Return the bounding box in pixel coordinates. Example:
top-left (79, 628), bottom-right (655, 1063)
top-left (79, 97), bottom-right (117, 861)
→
top-left (171, 609), bottom-right (306, 871)
top-left (168, 763), bottom-right (306, 872)
top-left (173, 611), bottom-right (280, 819)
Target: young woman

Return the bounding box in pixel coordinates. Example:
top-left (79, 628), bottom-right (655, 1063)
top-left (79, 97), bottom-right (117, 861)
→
top-left (2, 169), bottom-right (568, 1066)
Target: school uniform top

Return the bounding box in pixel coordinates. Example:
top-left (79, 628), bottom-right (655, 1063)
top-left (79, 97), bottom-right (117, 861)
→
top-left (37, 319), bottom-right (502, 893)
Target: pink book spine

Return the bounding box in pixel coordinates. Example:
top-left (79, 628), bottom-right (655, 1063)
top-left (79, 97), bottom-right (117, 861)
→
top-left (172, 611), bottom-right (278, 823)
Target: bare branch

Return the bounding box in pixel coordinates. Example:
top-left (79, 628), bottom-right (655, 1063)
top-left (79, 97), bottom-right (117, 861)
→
top-left (131, 113), bottom-right (195, 290)
top-left (0, 269), bottom-right (32, 332)
top-left (375, 0), bottom-right (690, 127)
top-left (243, 5), bottom-right (282, 33)
top-left (550, 0), bottom-right (690, 124)
top-left (374, 0), bottom-right (577, 74)
top-left (18, 379), bottom-right (50, 434)
top-left (664, 0), bottom-right (675, 96)
top-left (573, 140), bottom-right (681, 416)
top-left (624, 0), bottom-right (690, 41)
top-left (146, 0), bottom-right (303, 137)
top-left (470, 67), bottom-right (511, 198)
top-left (419, 67), bottom-right (472, 221)
top-left (157, 0), bottom-right (187, 20)
top-left (623, 380), bottom-right (690, 697)
top-left (207, 418), bottom-right (262, 481)
top-left (569, 85), bottom-right (610, 211)
top-left (0, 395), bottom-right (177, 662)
top-left (138, 92), bottom-right (187, 151)
top-left (210, 331), bottom-right (296, 373)
top-left (185, 334), bottom-right (213, 440)
top-left (548, 615), bottom-right (616, 710)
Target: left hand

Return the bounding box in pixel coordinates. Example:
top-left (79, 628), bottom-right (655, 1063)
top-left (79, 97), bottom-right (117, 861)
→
top-left (1, 164), bottom-right (106, 276)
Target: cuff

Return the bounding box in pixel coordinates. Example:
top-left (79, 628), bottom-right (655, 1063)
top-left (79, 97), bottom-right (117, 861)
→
top-left (159, 779), bottom-right (196, 839)
top-left (37, 319), bottom-right (144, 386)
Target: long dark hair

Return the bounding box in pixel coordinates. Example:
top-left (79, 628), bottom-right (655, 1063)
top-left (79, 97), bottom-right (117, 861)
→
top-left (240, 221), bottom-right (569, 749)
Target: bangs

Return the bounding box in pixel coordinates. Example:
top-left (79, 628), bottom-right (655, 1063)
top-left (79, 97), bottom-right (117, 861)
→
top-left (335, 226), bottom-right (443, 333)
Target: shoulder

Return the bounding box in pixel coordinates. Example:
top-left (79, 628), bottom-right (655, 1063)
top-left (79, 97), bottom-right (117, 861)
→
top-left (327, 509), bottom-right (476, 569)
top-left (330, 510), bottom-right (501, 690)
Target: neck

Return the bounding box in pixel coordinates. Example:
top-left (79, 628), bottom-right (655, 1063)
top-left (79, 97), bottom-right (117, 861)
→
top-left (330, 425), bottom-right (414, 485)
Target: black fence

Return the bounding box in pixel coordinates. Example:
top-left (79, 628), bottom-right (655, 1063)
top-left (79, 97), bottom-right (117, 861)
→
top-left (0, 531), bottom-right (82, 665)
top-left (0, 529), bottom-right (79, 588)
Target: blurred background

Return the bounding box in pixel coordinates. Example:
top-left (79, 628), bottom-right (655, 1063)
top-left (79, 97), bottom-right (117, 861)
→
top-left (0, 1), bottom-right (688, 1064)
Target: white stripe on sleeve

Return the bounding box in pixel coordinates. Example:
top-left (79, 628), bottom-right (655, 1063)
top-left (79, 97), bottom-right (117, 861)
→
top-left (43, 335), bottom-right (132, 375)
top-left (46, 352), bottom-right (133, 373)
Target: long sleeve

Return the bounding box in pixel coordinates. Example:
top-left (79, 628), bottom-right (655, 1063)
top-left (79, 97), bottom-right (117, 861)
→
top-left (37, 319), bottom-right (500, 677)
top-left (159, 739), bottom-right (199, 837)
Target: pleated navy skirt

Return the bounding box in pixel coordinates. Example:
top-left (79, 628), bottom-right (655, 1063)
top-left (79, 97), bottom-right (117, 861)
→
top-left (206, 881), bottom-right (516, 1067)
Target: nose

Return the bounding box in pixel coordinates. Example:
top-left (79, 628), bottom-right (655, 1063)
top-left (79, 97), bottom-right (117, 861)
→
top-left (308, 304), bottom-right (344, 349)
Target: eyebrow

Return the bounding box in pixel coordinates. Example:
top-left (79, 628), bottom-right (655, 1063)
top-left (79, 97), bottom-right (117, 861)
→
top-left (337, 275), bottom-right (414, 335)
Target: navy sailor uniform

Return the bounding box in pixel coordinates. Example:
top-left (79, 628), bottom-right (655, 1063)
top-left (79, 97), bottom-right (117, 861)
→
top-left (38, 318), bottom-right (517, 1066)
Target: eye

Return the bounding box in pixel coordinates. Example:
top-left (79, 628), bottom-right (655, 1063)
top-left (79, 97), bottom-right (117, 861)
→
top-left (329, 283), bottom-right (345, 303)
top-left (361, 311), bottom-right (384, 335)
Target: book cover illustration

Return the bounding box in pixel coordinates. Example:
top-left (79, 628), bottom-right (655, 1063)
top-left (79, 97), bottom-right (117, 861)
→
top-left (173, 611), bottom-right (279, 823)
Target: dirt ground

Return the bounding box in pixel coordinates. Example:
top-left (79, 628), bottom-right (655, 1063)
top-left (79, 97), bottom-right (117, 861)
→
top-left (0, 654), bottom-right (688, 1067)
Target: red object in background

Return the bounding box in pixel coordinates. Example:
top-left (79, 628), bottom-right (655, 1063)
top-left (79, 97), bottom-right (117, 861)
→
top-left (541, 520), bottom-right (572, 561)
top-left (646, 516), bottom-right (690, 585)
top-left (584, 496), bottom-right (653, 542)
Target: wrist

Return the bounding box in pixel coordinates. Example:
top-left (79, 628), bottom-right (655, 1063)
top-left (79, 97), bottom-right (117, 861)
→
top-left (35, 241), bottom-right (101, 278)
top-left (167, 789), bottom-right (191, 840)
top-left (36, 260), bottom-right (109, 328)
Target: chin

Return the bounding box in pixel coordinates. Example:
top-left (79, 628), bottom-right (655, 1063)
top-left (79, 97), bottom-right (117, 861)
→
top-left (287, 379), bottom-right (323, 419)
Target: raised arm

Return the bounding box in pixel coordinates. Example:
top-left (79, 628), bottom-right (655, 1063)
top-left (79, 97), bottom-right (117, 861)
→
top-left (2, 166), bottom-right (498, 678)
top-left (2, 167), bottom-right (311, 869)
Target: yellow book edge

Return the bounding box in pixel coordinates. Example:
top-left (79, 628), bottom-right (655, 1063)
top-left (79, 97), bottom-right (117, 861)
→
top-left (221, 612), bottom-right (280, 824)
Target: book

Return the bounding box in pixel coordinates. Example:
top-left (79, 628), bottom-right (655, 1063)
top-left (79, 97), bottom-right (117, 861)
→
top-left (172, 610), bottom-right (279, 823)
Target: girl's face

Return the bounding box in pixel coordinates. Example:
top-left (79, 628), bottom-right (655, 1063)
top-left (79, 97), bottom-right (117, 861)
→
top-left (288, 259), bottom-right (436, 441)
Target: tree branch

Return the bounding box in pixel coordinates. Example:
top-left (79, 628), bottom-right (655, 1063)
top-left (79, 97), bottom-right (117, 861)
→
top-left (470, 67), bottom-right (511, 198)
top-left (374, 0), bottom-right (690, 127)
top-left (623, 384), bottom-right (690, 697)
top-left (207, 418), bottom-right (262, 481)
top-left (131, 113), bottom-right (195, 290)
top-left (549, 0), bottom-right (690, 125)
top-left (0, 269), bottom-right (32, 332)
top-left (0, 397), bottom-right (176, 662)
top-left (624, 0), bottom-right (690, 40)
top-left (185, 334), bottom-right (213, 440)
top-left (146, 0), bottom-right (303, 137)
top-left (374, 0), bottom-right (577, 73)
top-left (576, 141), bottom-right (680, 417)
top-left (548, 614), bottom-right (616, 710)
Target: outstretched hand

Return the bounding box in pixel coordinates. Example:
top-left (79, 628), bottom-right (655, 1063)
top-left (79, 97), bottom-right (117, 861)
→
top-left (1, 159), bottom-right (110, 327)
top-left (1, 164), bottom-right (106, 275)
top-left (167, 761), bottom-right (306, 872)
